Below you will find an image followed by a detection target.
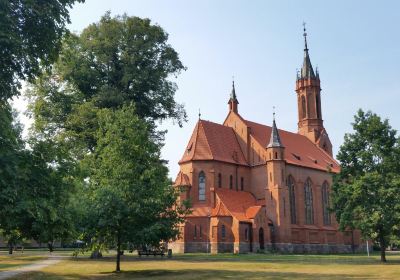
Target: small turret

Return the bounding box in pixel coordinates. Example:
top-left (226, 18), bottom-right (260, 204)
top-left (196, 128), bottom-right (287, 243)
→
top-left (228, 80), bottom-right (239, 113)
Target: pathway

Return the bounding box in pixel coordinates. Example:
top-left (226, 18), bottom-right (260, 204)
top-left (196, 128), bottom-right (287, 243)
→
top-left (0, 257), bottom-right (61, 280)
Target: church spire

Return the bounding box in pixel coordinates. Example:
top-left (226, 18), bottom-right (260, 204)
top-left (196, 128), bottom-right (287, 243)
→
top-left (267, 111), bottom-right (283, 148)
top-left (230, 80), bottom-right (237, 101)
top-left (300, 22), bottom-right (316, 80)
top-left (228, 78), bottom-right (239, 113)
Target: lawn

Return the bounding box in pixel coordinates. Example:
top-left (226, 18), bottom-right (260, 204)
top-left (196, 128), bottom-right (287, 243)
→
top-left (0, 253), bottom-right (46, 271)
top-left (4, 251), bottom-right (400, 280)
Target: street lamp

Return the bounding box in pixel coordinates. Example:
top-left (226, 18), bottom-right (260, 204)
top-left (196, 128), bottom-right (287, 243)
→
top-left (207, 209), bottom-right (211, 254)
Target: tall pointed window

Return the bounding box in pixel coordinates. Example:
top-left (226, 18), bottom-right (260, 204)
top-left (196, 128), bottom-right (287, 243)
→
top-left (288, 176), bottom-right (297, 224)
top-left (316, 94), bottom-right (321, 119)
top-left (198, 171), bottom-right (206, 201)
top-left (304, 178), bottom-right (314, 224)
top-left (301, 95), bottom-right (307, 119)
top-left (229, 175), bottom-right (233, 189)
top-left (218, 173), bottom-right (222, 188)
top-left (322, 182), bottom-right (331, 225)
top-left (221, 225), bottom-right (226, 239)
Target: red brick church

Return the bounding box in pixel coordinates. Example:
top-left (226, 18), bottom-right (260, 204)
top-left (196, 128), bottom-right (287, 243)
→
top-left (170, 29), bottom-right (363, 253)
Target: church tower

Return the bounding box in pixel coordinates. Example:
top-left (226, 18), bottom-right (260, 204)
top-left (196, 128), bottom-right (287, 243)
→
top-left (228, 80), bottom-right (239, 113)
top-left (265, 115), bottom-right (290, 244)
top-left (295, 24), bottom-right (332, 156)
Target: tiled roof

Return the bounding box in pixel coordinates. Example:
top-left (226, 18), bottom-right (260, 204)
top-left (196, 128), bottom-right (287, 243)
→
top-left (244, 119), bottom-right (340, 172)
top-left (245, 206), bottom-right (263, 219)
top-left (211, 201), bottom-right (231, 217)
top-left (215, 189), bottom-right (263, 222)
top-left (179, 120), bottom-right (247, 165)
top-left (186, 189), bottom-right (263, 221)
top-left (174, 171), bottom-right (191, 187)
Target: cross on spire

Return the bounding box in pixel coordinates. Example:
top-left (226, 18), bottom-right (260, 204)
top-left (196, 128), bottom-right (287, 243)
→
top-left (303, 21), bottom-right (308, 51)
top-left (273, 106), bottom-right (276, 120)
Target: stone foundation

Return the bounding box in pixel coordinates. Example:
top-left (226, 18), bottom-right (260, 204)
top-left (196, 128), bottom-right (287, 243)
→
top-left (262, 243), bottom-right (367, 254)
top-left (169, 241), bottom-right (367, 254)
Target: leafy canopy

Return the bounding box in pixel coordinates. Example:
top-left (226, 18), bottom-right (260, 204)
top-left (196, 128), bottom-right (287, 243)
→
top-left (332, 109), bottom-right (400, 262)
top-left (80, 104), bottom-right (188, 271)
top-left (0, 0), bottom-right (84, 100)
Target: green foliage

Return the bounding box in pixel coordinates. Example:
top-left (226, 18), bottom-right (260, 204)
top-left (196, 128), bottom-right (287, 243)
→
top-left (78, 105), bottom-right (189, 271)
top-left (26, 14), bottom-right (188, 269)
top-left (332, 109), bottom-right (400, 262)
top-left (0, 0), bottom-right (84, 100)
top-left (28, 13), bottom-right (186, 152)
top-left (0, 102), bottom-right (24, 235)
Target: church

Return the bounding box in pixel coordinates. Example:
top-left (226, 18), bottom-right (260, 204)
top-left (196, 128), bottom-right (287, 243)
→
top-left (170, 29), bottom-right (363, 254)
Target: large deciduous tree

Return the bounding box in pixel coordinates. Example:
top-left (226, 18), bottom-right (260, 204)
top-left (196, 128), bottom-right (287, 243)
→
top-left (0, 0), bottom-right (84, 100)
top-left (28, 12), bottom-right (187, 156)
top-left (332, 109), bottom-right (400, 262)
top-left (82, 105), bottom-right (188, 272)
top-left (27, 13), bottom-right (189, 267)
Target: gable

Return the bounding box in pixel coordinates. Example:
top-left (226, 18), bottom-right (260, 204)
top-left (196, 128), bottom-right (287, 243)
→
top-left (244, 119), bottom-right (340, 172)
top-left (179, 120), bottom-right (247, 165)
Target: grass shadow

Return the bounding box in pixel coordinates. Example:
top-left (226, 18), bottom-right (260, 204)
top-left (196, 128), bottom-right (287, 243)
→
top-left (10, 269), bottom-right (379, 280)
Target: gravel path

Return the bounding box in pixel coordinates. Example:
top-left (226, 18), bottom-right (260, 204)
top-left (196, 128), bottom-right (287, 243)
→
top-left (0, 258), bottom-right (61, 280)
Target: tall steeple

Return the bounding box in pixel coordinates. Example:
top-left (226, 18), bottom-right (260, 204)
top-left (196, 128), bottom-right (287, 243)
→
top-left (228, 79), bottom-right (239, 113)
top-left (267, 111), bottom-right (283, 148)
top-left (300, 22), bottom-right (316, 79)
top-left (295, 23), bottom-right (332, 156)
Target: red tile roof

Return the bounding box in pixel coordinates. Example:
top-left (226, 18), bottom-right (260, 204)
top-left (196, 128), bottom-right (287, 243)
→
top-left (179, 120), bottom-right (247, 165)
top-left (174, 171), bottom-right (191, 187)
top-left (215, 189), bottom-right (263, 222)
top-left (244, 119), bottom-right (340, 172)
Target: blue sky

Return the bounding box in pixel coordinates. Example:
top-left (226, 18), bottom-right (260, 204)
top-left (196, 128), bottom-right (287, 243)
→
top-left (16, 0), bottom-right (400, 178)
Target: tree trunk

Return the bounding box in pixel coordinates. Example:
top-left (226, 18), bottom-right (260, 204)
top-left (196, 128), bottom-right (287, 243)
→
top-left (379, 234), bottom-right (387, 262)
top-left (8, 244), bottom-right (13, 255)
top-left (48, 242), bottom-right (54, 253)
top-left (90, 249), bottom-right (102, 259)
top-left (116, 233), bottom-right (121, 272)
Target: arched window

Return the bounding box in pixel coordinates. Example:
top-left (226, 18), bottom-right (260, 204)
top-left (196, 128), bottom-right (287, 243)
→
top-left (301, 95), bottom-right (307, 119)
top-left (288, 176), bottom-right (297, 224)
top-left (316, 94), bottom-right (321, 119)
top-left (304, 178), bottom-right (314, 224)
top-left (198, 171), bottom-right (206, 201)
top-left (218, 173), bottom-right (222, 188)
top-left (229, 175), bottom-right (233, 189)
top-left (194, 225), bottom-right (197, 238)
top-left (240, 177), bottom-right (244, 191)
top-left (322, 182), bottom-right (331, 225)
top-left (221, 225), bottom-right (226, 238)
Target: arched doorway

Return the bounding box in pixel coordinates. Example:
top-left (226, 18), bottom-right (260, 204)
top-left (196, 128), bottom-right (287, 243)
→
top-left (259, 228), bottom-right (265, 250)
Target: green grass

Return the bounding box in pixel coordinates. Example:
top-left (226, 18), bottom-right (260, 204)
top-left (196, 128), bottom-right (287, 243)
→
top-left (0, 254), bottom-right (47, 271)
top-left (5, 251), bottom-right (400, 279)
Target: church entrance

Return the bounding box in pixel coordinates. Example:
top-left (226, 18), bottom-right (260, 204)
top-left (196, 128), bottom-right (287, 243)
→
top-left (259, 228), bottom-right (265, 250)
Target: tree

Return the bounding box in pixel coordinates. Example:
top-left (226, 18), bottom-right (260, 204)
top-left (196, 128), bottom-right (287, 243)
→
top-left (82, 105), bottom-right (188, 272)
top-left (26, 13), bottom-right (188, 265)
top-left (0, 101), bottom-right (77, 251)
top-left (0, 102), bottom-right (24, 249)
top-left (17, 140), bottom-right (78, 251)
top-left (332, 109), bottom-right (400, 262)
top-left (0, 0), bottom-right (84, 100)
top-left (27, 12), bottom-right (186, 156)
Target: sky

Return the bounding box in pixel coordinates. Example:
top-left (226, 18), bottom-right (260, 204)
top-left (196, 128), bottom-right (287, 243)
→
top-left (14, 0), bottom-right (400, 178)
